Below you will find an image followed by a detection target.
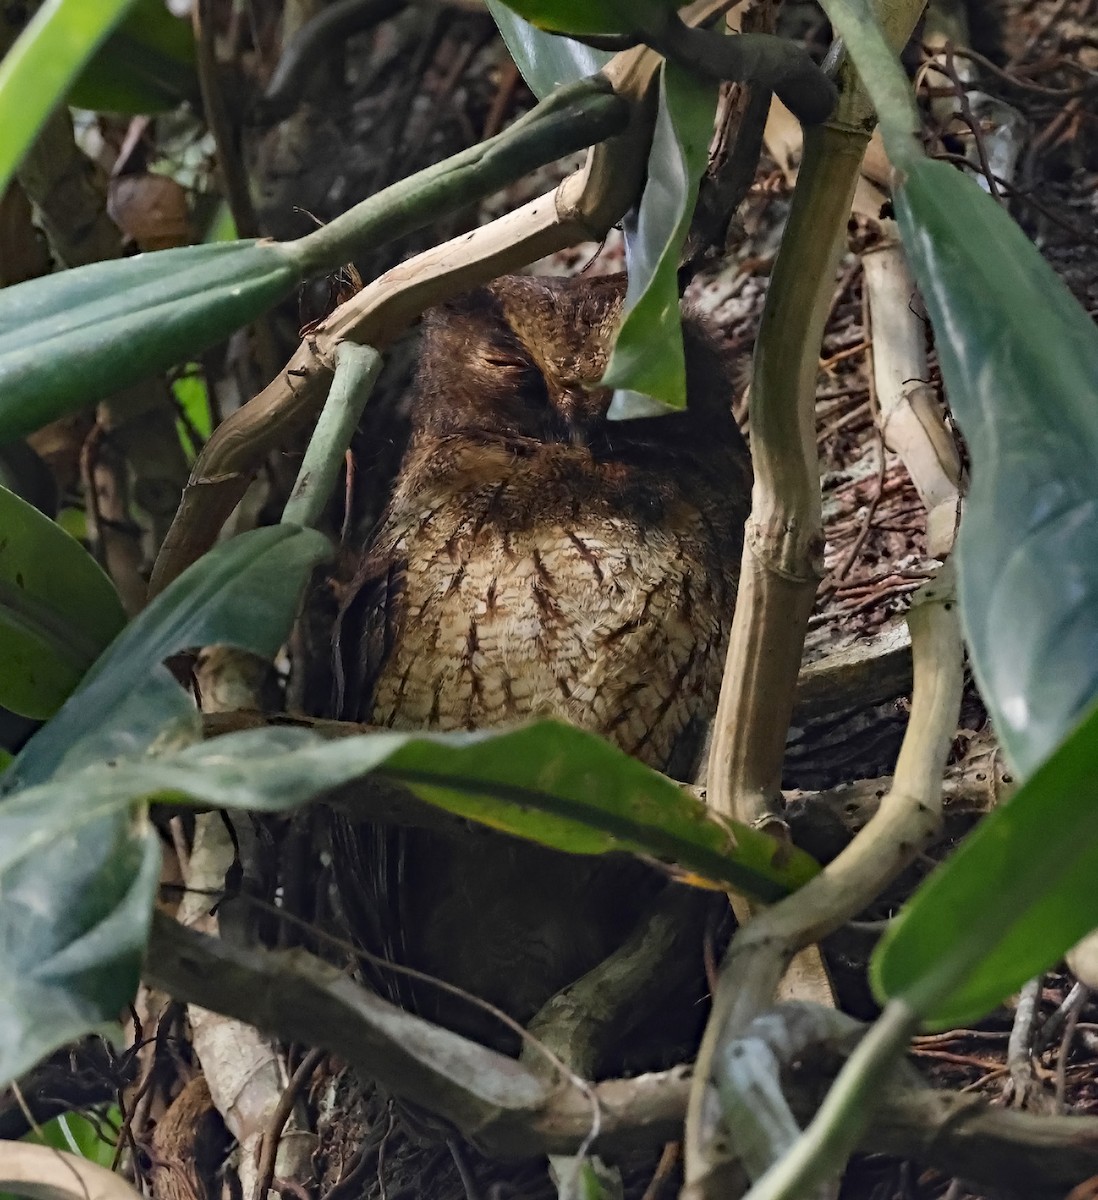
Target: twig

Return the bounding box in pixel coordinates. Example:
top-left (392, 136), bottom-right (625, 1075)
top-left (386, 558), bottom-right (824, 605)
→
top-left (1056, 989), bottom-right (1087, 1113)
top-left (1007, 977), bottom-right (1043, 1107)
top-left (640, 1143), bottom-right (681, 1200)
top-left (322, 1125), bottom-right (384, 1200)
top-left (1036, 981), bottom-right (1089, 1055)
top-left (942, 44), bottom-right (1098, 99)
top-left (253, 1048), bottom-right (326, 1200)
top-left (447, 1139), bottom-right (481, 1200)
top-left (819, 340), bottom-right (869, 370)
top-left (483, 60), bottom-right (522, 141)
top-left (936, 49), bottom-right (1005, 203)
top-left (79, 423), bottom-right (108, 569)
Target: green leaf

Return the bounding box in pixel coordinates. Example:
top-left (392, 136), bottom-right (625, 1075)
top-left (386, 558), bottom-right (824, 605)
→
top-left (172, 365), bottom-right (212, 459)
top-left (28, 1109), bottom-right (119, 1166)
top-left (0, 712), bottom-right (815, 1089)
top-left (897, 159), bottom-right (1098, 776)
top-left (0, 484), bottom-right (126, 719)
top-left (871, 700), bottom-right (1098, 1028)
top-left (0, 0), bottom-right (138, 195)
top-left (5, 705), bottom-right (821, 1083)
top-left (603, 61), bottom-right (717, 416)
top-left (0, 773), bottom-right (162, 1091)
top-left (68, 0), bottom-right (197, 113)
top-left (0, 701), bottom-right (815, 1089)
top-left (18, 721), bottom-right (821, 900)
top-left (0, 525), bottom-right (330, 1088)
top-left (2, 524), bottom-right (331, 791)
top-left (0, 241), bottom-right (301, 441)
top-left (487, 0), bottom-right (611, 98)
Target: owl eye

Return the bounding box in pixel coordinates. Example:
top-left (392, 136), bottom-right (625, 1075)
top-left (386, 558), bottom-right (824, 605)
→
top-left (482, 353), bottom-right (531, 374)
top-left (481, 354), bottom-right (550, 405)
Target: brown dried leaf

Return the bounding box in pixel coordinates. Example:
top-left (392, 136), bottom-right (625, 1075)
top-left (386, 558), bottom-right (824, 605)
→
top-left (108, 172), bottom-right (191, 251)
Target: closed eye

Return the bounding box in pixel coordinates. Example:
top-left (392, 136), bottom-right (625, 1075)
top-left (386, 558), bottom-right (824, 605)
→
top-left (481, 352), bottom-right (528, 370)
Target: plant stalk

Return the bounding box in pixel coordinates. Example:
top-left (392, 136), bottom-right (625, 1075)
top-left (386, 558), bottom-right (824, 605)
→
top-left (281, 341), bottom-right (382, 529)
top-left (686, 566), bottom-right (963, 1195)
top-left (741, 1000), bottom-right (921, 1200)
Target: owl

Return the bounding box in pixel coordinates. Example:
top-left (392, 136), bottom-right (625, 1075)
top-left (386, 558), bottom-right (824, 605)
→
top-left (331, 273), bottom-right (752, 1049)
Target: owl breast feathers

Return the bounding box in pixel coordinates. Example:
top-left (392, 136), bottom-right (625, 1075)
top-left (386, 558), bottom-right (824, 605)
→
top-left (335, 272), bottom-right (752, 771)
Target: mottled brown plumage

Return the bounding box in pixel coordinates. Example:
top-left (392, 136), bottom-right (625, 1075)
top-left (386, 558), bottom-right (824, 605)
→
top-left (332, 273), bottom-right (751, 1046)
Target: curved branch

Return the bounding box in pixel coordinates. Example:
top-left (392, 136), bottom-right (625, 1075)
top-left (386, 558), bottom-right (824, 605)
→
top-left (143, 911), bottom-right (1098, 1199)
top-left (686, 566), bottom-right (965, 1194)
top-left (0, 1144), bottom-right (142, 1200)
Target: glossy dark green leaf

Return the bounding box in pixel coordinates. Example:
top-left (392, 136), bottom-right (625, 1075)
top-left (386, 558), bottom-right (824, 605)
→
top-left (0, 0), bottom-right (136, 194)
top-left (872, 700), bottom-right (1098, 1028)
top-left (68, 0), bottom-right (197, 113)
top-left (106, 721), bottom-right (820, 897)
top-left (2, 688), bottom-right (817, 1087)
top-left (0, 787), bottom-right (159, 1092)
top-left (603, 62), bottom-right (717, 416)
top-left (0, 525), bottom-right (330, 1088)
top-left (487, 0), bottom-right (610, 98)
top-left (0, 711), bottom-right (816, 1088)
top-left (897, 158), bottom-right (1098, 776)
top-left (380, 728), bottom-right (820, 898)
top-left (0, 484), bottom-right (126, 719)
top-left (866, 157), bottom-right (1098, 1028)
top-left (2, 524), bottom-right (330, 791)
top-left (0, 241), bottom-right (302, 441)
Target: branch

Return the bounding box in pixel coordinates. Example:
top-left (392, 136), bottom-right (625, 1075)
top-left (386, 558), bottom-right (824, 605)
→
top-left (142, 913), bottom-right (1098, 1198)
top-left (0, 1143), bottom-right (143, 1200)
top-left (523, 886), bottom-right (715, 1078)
top-left (145, 911), bottom-right (552, 1149)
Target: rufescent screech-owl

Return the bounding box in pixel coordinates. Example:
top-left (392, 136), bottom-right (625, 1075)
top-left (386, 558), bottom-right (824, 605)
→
top-left (331, 272), bottom-right (752, 1048)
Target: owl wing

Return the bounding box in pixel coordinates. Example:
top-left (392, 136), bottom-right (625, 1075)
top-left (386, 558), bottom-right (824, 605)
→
top-left (329, 549), bottom-right (418, 1008)
top-left (331, 551), bottom-right (405, 723)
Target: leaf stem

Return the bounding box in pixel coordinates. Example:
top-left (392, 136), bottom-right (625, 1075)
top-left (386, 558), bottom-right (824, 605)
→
top-left (741, 1000), bottom-right (921, 1200)
top-left (814, 0), bottom-right (925, 169)
top-left (649, 20), bottom-right (837, 125)
top-left (281, 341), bottom-right (382, 529)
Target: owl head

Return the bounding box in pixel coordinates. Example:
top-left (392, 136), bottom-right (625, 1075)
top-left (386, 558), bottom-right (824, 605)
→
top-left (412, 273), bottom-right (741, 456)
